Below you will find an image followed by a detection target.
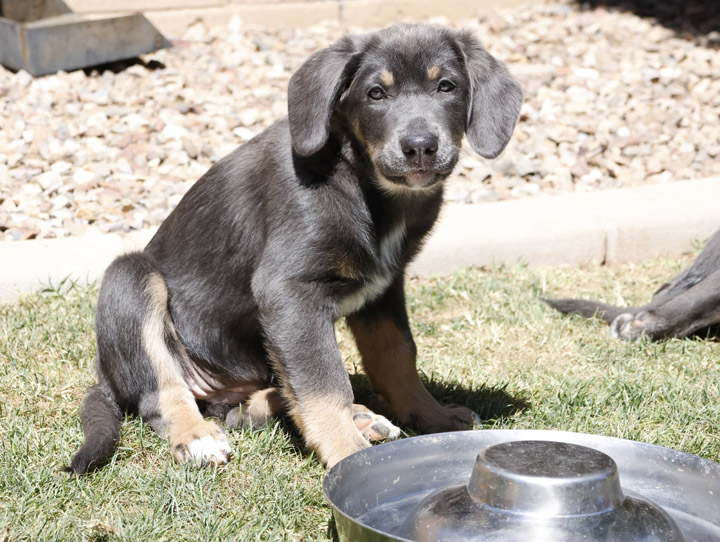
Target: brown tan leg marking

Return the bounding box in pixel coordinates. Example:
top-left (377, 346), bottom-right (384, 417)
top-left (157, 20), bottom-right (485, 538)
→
top-left (286, 393), bottom-right (369, 469)
top-left (161, 388), bottom-right (231, 465)
top-left (143, 274), bottom-right (231, 466)
top-left (234, 387), bottom-right (285, 430)
top-left (348, 316), bottom-right (476, 433)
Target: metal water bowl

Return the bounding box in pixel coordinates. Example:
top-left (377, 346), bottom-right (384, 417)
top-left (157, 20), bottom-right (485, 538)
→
top-left (324, 430), bottom-right (720, 541)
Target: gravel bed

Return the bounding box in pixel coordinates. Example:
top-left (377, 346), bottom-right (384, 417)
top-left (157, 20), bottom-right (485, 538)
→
top-left (1, 1), bottom-right (719, 241)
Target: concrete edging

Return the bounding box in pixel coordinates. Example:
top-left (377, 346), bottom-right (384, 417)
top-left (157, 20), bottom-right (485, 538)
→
top-left (2, 176), bottom-right (719, 304)
top-left (410, 176), bottom-right (720, 275)
top-left (62, 0), bottom-right (530, 36)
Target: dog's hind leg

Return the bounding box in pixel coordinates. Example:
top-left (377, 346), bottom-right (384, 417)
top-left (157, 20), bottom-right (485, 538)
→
top-left (137, 269), bottom-right (231, 466)
top-left (221, 387), bottom-right (286, 430)
top-left (70, 253), bottom-right (230, 472)
top-left (610, 268), bottom-right (720, 340)
top-left (69, 254), bottom-right (156, 474)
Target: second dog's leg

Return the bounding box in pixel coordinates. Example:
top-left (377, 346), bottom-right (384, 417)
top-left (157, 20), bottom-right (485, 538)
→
top-left (611, 269), bottom-right (720, 340)
top-left (649, 228), bottom-right (720, 306)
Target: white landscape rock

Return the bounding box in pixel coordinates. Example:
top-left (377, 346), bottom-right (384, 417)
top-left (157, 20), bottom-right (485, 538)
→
top-left (0, 0), bottom-right (719, 241)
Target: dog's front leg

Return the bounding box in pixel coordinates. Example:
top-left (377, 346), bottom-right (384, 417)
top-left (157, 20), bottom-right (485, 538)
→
top-left (347, 278), bottom-right (478, 434)
top-left (255, 279), bottom-right (369, 469)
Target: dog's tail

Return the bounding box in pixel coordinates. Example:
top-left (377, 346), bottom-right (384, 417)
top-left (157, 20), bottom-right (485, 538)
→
top-left (66, 383), bottom-right (123, 474)
top-left (543, 298), bottom-right (642, 325)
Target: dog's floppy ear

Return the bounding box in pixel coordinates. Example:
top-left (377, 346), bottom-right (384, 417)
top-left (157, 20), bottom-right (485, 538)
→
top-left (456, 32), bottom-right (523, 159)
top-left (288, 36), bottom-right (364, 156)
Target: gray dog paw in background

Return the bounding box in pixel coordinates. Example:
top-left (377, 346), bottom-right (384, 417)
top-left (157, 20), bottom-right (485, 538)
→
top-left (546, 227), bottom-right (720, 341)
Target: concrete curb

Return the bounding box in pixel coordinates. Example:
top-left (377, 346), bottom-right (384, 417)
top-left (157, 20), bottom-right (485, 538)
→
top-left (64, 0), bottom-right (530, 36)
top-left (1, 176), bottom-right (718, 304)
top-left (0, 229), bottom-right (156, 303)
top-left (409, 176), bottom-right (720, 275)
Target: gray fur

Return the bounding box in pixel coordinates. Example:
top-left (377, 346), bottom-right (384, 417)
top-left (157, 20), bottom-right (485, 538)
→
top-left (68, 24), bottom-right (521, 472)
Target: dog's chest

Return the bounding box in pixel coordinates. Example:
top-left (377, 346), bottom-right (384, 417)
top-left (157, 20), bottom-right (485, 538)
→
top-left (337, 222), bottom-right (406, 317)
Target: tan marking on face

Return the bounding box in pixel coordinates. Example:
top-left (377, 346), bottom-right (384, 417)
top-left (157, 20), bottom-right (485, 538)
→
top-left (379, 70), bottom-right (394, 86)
top-left (427, 65), bottom-right (441, 80)
top-left (347, 316), bottom-right (473, 432)
top-left (350, 117), bottom-right (367, 148)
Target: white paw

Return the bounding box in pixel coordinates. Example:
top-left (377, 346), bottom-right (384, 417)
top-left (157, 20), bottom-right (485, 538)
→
top-left (610, 312), bottom-right (653, 340)
top-left (186, 434), bottom-right (232, 466)
top-left (354, 412), bottom-right (401, 441)
top-left (610, 313), bottom-right (632, 339)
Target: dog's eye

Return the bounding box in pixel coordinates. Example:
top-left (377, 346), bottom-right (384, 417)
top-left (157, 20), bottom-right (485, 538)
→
top-left (368, 86), bottom-right (386, 100)
top-left (438, 80), bottom-right (456, 93)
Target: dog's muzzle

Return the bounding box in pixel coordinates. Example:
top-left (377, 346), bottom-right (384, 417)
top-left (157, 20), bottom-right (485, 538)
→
top-left (398, 132), bottom-right (440, 187)
top-left (376, 136), bottom-right (457, 189)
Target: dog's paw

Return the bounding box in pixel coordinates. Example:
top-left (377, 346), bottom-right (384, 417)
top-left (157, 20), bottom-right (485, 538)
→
top-left (610, 312), bottom-right (655, 340)
top-left (442, 403), bottom-right (481, 430)
top-left (172, 421), bottom-right (232, 467)
top-left (415, 403), bottom-right (480, 434)
top-left (352, 406), bottom-right (401, 441)
top-left (224, 404), bottom-right (276, 432)
top-left (225, 406), bottom-right (242, 430)
top-left (222, 388), bottom-right (286, 432)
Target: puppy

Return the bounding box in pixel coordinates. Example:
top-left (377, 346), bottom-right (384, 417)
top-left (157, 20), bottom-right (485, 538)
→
top-left (68, 24), bottom-right (522, 473)
top-left (546, 227), bottom-right (720, 340)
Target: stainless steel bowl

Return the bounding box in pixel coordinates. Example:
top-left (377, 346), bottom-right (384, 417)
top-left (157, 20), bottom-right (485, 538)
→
top-left (323, 430), bottom-right (720, 542)
top-left (403, 440), bottom-right (683, 541)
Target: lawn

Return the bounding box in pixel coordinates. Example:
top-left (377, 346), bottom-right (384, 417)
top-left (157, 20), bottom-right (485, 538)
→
top-left (1, 253), bottom-right (718, 541)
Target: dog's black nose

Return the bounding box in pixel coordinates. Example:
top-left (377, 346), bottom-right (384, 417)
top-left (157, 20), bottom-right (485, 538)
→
top-left (400, 134), bottom-right (438, 160)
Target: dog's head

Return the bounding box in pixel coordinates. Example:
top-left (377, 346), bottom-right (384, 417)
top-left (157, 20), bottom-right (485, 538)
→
top-left (288, 24), bottom-right (522, 191)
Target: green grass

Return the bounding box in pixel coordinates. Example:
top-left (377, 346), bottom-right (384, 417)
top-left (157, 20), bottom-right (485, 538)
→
top-left (1, 254), bottom-right (718, 540)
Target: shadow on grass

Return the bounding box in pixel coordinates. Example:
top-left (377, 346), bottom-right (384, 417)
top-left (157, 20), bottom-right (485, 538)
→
top-left (574, 0), bottom-right (720, 44)
top-left (349, 373), bottom-right (530, 428)
top-left (693, 324), bottom-right (720, 341)
top-left (229, 373), bottom-right (529, 479)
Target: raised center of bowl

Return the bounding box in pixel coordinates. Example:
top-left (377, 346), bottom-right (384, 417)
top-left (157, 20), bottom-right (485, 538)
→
top-left (467, 440), bottom-right (625, 516)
